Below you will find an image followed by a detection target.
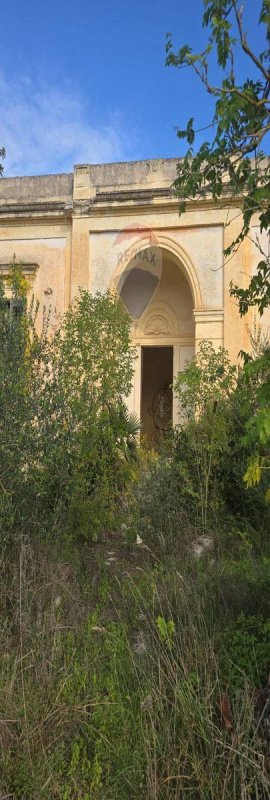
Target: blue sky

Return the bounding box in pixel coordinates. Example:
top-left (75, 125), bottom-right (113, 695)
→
top-left (0, 0), bottom-right (266, 176)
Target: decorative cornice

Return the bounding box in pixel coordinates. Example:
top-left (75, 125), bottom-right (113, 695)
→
top-left (0, 262), bottom-right (39, 277)
top-left (194, 310), bottom-right (224, 321)
top-left (0, 191), bottom-right (246, 224)
top-left (94, 187), bottom-right (172, 203)
top-left (0, 201), bottom-right (72, 221)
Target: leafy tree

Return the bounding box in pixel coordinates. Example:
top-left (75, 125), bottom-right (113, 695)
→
top-left (0, 265), bottom-right (138, 542)
top-left (220, 332), bottom-right (270, 520)
top-left (174, 341), bottom-right (236, 530)
top-left (166, 0), bottom-right (270, 314)
top-left (0, 262), bottom-right (36, 536)
top-left (39, 289), bottom-right (138, 539)
top-left (240, 344), bottom-right (270, 497)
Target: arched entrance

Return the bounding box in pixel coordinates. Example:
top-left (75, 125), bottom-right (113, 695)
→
top-left (116, 242), bottom-right (197, 443)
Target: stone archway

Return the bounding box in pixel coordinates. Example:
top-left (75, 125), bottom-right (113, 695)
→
top-left (115, 241), bottom-right (197, 440)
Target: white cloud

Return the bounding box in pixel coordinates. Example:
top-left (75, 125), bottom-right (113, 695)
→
top-left (0, 74), bottom-right (139, 176)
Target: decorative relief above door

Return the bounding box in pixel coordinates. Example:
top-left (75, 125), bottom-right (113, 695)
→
top-left (144, 314), bottom-right (170, 336)
top-left (136, 302), bottom-right (179, 338)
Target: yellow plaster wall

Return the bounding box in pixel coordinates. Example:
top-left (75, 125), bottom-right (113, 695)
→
top-left (0, 158), bottom-right (267, 361)
top-left (0, 222), bottom-right (71, 332)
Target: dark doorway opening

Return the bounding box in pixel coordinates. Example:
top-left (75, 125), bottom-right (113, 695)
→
top-left (141, 346), bottom-right (173, 445)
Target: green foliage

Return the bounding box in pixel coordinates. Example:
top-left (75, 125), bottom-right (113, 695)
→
top-left (215, 342), bottom-right (270, 519)
top-left (0, 264), bottom-right (138, 542)
top-left (2, 540), bottom-right (270, 800)
top-left (0, 543), bottom-right (147, 800)
top-left (136, 340), bottom-right (270, 547)
top-left (167, 3), bottom-right (270, 496)
top-left (2, 264), bottom-right (270, 796)
top-left (166, 0), bottom-right (270, 315)
top-left (220, 613), bottom-right (270, 690)
top-left (52, 288), bottom-right (135, 408)
top-left (135, 440), bottom-right (196, 556)
top-left (174, 341), bottom-right (236, 529)
top-left (56, 617), bottom-right (144, 799)
top-left (0, 263), bottom-right (36, 537)
top-left (174, 340), bottom-right (237, 417)
top-left (241, 347), bottom-right (270, 498)
top-left (156, 615), bottom-right (175, 649)
top-left (219, 333), bottom-right (270, 503)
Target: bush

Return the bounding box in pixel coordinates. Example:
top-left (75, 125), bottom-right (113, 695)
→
top-left (173, 341), bottom-right (237, 531)
top-left (220, 612), bottom-right (270, 690)
top-left (149, 340), bottom-right (270, 538)
top-left (0, 265), bottom-right (138, 543)
top-left (221, 345), bottom-right (270, 528)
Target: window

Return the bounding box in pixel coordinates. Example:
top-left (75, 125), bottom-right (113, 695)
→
top-left (2, 298), bottom-right (24, 318)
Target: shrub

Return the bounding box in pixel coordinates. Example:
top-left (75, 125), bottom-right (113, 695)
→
top-left (220, 612), bottom-right (270, 690)
top-left (0, 266), bottom-right (138, 542)
top-left (222, 344), bottom-right (270, 521)
top-left (173, 341), bottom-right (236, 530)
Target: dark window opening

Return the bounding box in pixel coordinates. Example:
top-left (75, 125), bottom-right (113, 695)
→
top-left (2, 298), bottom-right (24, 318)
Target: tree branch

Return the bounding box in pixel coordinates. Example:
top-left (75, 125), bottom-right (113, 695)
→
top-left (232, 0), bottom-right (270, 82)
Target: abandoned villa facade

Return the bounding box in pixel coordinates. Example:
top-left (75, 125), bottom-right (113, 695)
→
top-left (0, 157), bottom-right (269, 439)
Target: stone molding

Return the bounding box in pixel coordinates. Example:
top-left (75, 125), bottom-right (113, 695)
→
top-left (0, 262), bottom-right (39, 276)
top-left (194, 310), bottom-right (224, 323)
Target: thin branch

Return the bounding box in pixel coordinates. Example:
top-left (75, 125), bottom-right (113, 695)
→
top-left (189, 60), bottom-right (270, 107)
top-left (214, 85), bottom-right (270, 106)
top-left (232, 0), bottom-right (270, 82)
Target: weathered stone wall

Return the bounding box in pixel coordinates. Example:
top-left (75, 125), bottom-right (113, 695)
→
top-left (0, 173), bottom-right (73, 205)
top-left (0, 157), bottom-right (268, 386)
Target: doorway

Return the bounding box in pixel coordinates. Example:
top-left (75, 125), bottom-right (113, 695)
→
top-left (141, 346), bottom-right (173, 444)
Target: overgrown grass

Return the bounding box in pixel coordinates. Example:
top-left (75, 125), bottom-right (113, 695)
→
top-left (1, 528), bottom-right (270, 799)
